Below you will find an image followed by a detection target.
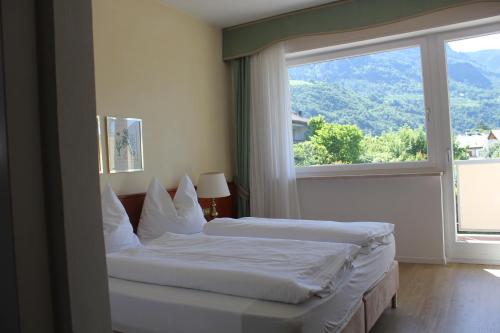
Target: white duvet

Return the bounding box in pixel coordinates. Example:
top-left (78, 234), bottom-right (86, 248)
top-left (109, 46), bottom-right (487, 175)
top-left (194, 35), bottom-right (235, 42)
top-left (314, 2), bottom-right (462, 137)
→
top-left (107, 232), bottom-right (359, 304)
top-left (203, 217), bottom-right (394, 250)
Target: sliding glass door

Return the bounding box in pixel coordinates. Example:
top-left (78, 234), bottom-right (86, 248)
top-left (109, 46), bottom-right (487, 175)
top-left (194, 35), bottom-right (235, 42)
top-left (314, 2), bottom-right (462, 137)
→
top-left (438, 24), bottom-right (500, 263)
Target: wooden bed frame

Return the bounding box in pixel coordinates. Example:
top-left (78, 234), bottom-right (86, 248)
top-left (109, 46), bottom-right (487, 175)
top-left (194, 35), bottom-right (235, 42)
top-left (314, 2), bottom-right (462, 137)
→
top-left (115, 184), bottom-right (398, 333)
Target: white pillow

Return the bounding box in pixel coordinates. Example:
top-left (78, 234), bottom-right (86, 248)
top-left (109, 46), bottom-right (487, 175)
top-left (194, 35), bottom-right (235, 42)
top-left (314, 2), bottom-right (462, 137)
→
top-left (101, 184), bottom-right (141, 253)
top-left (138, 176), bottom-right (206, 240)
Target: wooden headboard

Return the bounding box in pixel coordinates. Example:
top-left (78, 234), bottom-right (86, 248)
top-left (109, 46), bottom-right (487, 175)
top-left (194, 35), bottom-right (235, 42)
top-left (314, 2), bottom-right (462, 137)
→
top-left (118, 182), bottom-right (236, 232)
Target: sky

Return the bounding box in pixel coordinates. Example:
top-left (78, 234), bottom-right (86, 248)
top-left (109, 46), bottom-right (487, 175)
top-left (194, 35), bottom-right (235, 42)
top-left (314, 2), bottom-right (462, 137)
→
top-left (448, 32), bottom-right (500, 52)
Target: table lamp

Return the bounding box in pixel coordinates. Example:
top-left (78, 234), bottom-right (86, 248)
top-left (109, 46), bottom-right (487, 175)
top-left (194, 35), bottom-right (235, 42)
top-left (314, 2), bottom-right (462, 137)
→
top-left (197, 172), bottom-right (230, 219)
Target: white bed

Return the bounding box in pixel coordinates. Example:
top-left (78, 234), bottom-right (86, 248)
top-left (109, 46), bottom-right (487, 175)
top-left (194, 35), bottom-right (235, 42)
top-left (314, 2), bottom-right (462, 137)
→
top-left (109, 234), bottom-right (395, 333)
top-left (203, 217), bottom-right (394, 252)
top-left (107, 232), bottom-right (359, 304)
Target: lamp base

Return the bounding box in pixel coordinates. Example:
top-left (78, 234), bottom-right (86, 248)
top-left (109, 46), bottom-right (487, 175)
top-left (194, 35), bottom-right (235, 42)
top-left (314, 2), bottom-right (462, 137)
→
top-left (203, 198), bottom-right (218, 220)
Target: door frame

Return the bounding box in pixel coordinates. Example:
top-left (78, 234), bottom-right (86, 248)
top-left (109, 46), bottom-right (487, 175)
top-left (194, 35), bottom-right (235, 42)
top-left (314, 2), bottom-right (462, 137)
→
top-left (1, 0), bottom-right (112, 331)
top-left (0, 4), bottom-right (20, 330)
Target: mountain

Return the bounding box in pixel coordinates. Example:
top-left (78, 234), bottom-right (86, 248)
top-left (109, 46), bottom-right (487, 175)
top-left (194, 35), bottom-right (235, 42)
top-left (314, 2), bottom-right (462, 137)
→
top-left (447, 62), bottom-right (491, 88)
top-left (289, 46), bottom-right (500, 135)
top-left (466, 49), bottom-right (500, 73)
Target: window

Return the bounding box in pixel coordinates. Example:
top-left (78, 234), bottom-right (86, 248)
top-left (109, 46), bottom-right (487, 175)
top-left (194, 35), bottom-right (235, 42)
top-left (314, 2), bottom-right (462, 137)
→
top-left (444, 32), bottom-right (500, 235)
top-left (289, 44), bottom-right (430, 169)
top-left (446, 32), bottom-right (500, 162)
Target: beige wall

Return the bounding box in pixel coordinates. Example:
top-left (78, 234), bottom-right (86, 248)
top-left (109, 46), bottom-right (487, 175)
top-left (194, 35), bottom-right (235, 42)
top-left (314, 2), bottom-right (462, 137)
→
top-left (93, 0), bottom-right (232, 194)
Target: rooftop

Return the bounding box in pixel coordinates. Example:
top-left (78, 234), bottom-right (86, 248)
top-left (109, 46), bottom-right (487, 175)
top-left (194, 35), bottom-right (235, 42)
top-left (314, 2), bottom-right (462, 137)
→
top-left (456, 129), bottom-right (500, 149)
top-left (292, 113), bottom-right (308, 125)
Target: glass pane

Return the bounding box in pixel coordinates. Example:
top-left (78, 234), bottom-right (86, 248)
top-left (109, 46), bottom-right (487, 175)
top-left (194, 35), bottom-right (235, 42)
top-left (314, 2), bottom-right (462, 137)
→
top-left (289, 46), bottom-right (428, 167)
top-left (445, 32), bottom-right (500, 237)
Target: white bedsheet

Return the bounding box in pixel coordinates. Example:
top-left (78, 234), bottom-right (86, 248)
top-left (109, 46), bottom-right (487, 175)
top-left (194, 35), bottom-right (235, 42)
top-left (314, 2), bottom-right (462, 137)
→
top-left (203, 217), bottom-right (394, 249)
top-left (107, 232), bottom-right (359, 304)
top-left (109, 235), bottom-right (396, 333)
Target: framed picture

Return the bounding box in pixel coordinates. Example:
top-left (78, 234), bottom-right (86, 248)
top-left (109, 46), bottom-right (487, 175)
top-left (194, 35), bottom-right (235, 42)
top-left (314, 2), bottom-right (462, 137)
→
top-left (97, 116), bottom-right (103, 174)
top-left (106, 116), bottom-right (144, 173)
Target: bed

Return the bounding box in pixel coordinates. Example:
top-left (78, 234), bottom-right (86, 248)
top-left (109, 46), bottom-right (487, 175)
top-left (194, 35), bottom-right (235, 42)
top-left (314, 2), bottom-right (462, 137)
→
top-left (112, 189), bottom-right (398, 333)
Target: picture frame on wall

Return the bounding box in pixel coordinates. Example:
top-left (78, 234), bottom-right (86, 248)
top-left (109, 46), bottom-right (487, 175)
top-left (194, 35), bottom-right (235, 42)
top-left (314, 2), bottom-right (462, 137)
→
top-left (106, 116), bottom-right (144, 173)
top-left (97, 116), bottom-right (103, 174)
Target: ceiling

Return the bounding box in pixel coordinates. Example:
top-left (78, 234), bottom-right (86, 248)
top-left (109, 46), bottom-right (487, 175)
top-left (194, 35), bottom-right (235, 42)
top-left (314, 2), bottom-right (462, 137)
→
top-left (160, 0), bottom-right (336, 28)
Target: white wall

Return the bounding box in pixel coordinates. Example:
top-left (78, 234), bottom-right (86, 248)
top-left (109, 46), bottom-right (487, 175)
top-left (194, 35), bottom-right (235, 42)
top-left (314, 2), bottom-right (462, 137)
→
top-left (298, 175), bottom-right (445, 263)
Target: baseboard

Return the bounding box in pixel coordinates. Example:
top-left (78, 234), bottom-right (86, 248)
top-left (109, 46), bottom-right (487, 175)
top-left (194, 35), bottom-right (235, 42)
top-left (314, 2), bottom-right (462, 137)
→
top-left (396, 256), bottom-right (446, 264)
top-left (446, 257), bottom-right (500, 265)
top-left (397, 255), bottom-right (500, 265)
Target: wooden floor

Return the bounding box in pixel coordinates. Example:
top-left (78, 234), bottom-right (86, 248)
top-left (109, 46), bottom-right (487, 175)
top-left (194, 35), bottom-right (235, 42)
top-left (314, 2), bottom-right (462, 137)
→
top-left (371, 263), bottom-right (500, 333)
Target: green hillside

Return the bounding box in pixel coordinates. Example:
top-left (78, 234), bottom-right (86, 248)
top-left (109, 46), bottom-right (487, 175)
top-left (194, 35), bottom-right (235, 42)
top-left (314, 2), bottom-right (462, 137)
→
top-left (289, 46), bottom-right (500, 135)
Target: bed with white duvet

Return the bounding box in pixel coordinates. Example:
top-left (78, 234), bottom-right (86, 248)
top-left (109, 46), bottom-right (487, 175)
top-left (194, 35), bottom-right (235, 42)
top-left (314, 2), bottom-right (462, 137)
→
top-left (108, 232), bottom-right (358, 304)
top-left (109, 234), bottom-right (395, 333)
top-left (203, 217), bottom-right (394, 252)
top-left (104, 180), bottom-right (398, 333)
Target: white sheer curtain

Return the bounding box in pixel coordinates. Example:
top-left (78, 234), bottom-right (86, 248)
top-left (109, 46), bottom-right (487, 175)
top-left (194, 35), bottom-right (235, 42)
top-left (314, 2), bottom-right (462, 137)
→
top-left (249, 42), bottom-right (301, 219)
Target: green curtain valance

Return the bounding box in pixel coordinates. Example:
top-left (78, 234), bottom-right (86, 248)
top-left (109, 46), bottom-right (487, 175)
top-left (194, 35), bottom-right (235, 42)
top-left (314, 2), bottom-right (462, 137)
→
top-left (223, 0), bottom-right (485, 60)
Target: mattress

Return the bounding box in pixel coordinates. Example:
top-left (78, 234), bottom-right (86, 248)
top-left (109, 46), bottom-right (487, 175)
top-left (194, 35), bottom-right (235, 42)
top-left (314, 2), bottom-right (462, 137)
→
top-left (109, 234), bottom-right (395, 333)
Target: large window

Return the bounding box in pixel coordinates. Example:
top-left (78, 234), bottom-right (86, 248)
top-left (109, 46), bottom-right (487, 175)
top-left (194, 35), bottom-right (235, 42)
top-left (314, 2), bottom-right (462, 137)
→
top-left (289, 45), bottom-right (430, 169)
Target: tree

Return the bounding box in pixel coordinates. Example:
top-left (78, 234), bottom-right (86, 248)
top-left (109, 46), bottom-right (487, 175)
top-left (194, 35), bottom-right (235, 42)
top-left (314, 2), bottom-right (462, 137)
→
top-left (482, 143), bottom-right (500, 159)
top-left (361, 127), bottom-right (427, 162)
top-left (293, 141), bottom-right (331, 167)
top-left (292, 119), bottom-right (471, 166)
top-left (453, 138), bottom-right (469, 161)
top-left (312, 123), bottom-right (364, 164)
top-left (293, 118), bottom-right (364, 165)
top-left (305, 115), bottom-right (326, 139)
top-left (392, 127), bottom-right (427, 161)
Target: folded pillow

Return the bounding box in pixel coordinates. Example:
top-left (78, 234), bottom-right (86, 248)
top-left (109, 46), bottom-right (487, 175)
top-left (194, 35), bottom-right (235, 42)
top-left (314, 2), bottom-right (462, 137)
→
top-left (138, 176), bottom-right (206, 241)
top-left (101, 184), bottom-right (141, 253)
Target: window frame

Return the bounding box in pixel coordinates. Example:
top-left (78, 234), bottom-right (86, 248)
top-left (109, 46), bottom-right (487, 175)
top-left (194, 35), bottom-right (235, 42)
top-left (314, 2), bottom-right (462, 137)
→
top-left (287, 37), bottom-right (443, 178)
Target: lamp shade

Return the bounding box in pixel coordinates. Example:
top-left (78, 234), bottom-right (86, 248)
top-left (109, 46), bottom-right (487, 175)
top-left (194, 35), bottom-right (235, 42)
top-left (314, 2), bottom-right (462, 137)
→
top-left (197, 172), bottom-right (230, 199)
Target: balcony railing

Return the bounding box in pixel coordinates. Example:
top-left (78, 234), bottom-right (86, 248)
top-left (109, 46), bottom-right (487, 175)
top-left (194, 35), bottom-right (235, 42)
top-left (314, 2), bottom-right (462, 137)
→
top-left (455, 158), bottom-right (500, 233)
